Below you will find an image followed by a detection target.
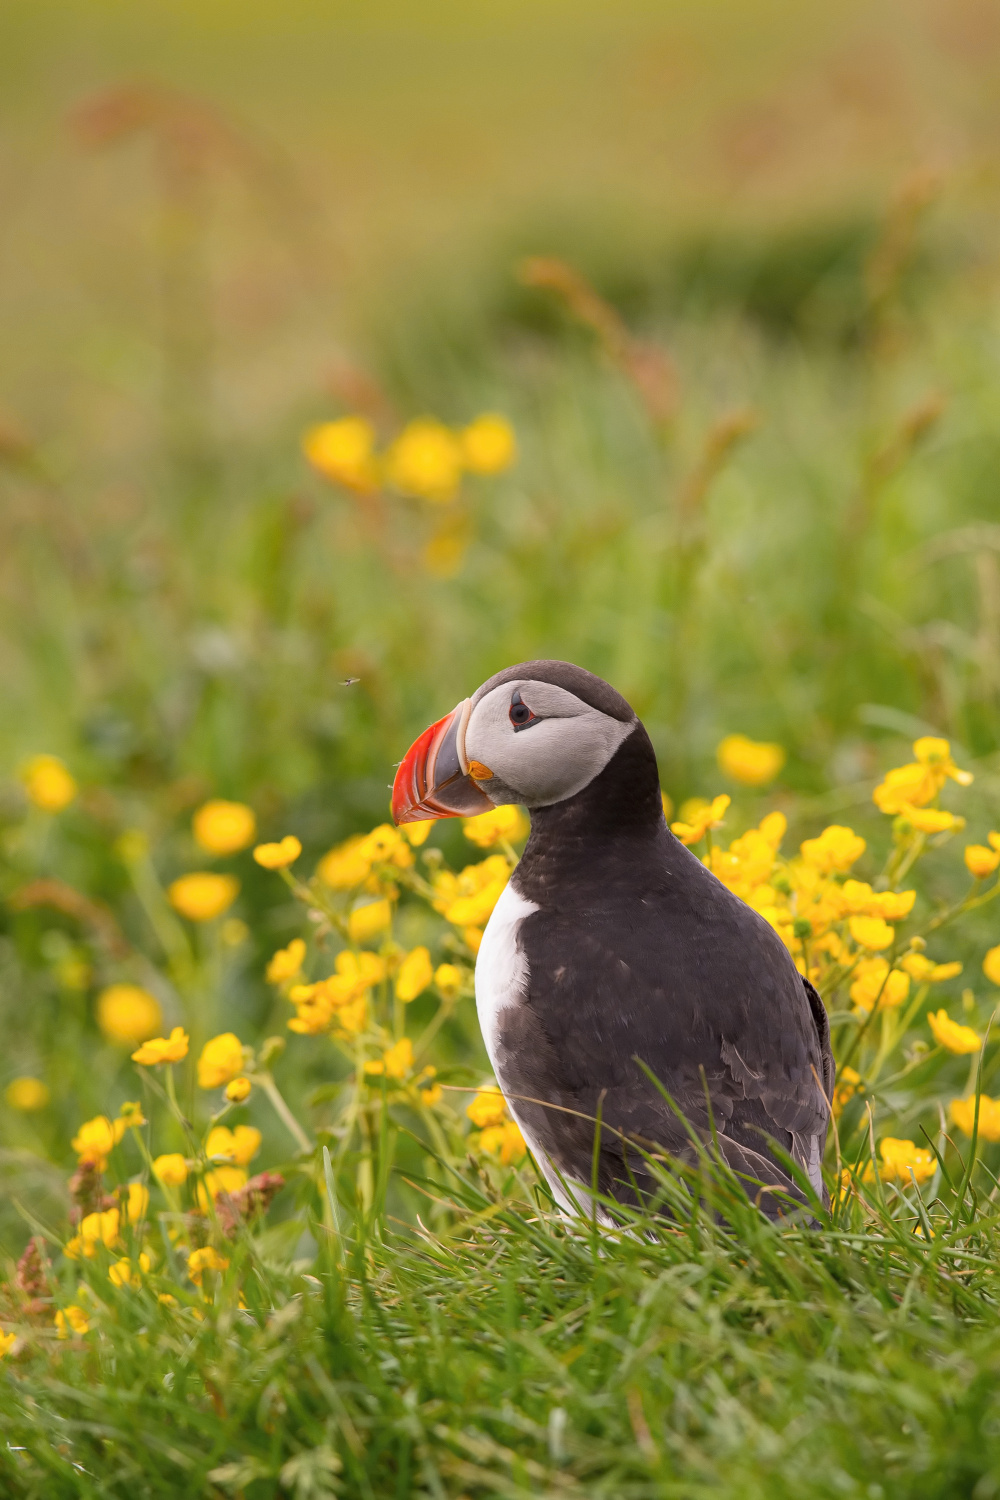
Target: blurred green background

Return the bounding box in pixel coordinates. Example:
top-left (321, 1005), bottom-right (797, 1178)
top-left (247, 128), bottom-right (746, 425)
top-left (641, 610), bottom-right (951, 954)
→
top-left (3, 0), bottom-right (1000, 1226)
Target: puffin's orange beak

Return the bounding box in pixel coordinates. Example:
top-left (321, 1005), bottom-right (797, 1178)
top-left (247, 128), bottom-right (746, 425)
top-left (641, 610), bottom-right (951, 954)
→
top-left (391, 699), bottom-right (494, 824)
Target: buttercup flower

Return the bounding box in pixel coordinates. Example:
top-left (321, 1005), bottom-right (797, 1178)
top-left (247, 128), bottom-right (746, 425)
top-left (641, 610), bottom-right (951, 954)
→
top-left (153, 1153), bottom-right (189, 1187)
top-left (984, 946), bottom-right (1000, 986)
top-left (364, 1037), bottom-right (413, 1080)
top-left (0, 1331), bottom-right (16, 1357)
top-left (671, 795), bottom-right (731, 846)
top-left (873, 736), bottom-right (973, 815)
top-left (466, 1084), bottom-right (507, 1129)
top-left (266, 938), bottom-right (306, 984)
top-left (55, 1305), bottom-right (90, 1338)
top-left (850, 959), bottom-right (909, 1013)
top-left (434, 963), bottom-right (462, 999)
top-left (72, 1115), bottom-right (126, 1169)
top-left (193, 800), bottom-right (256, 855)
top-left (118, 1101), bottom-right (146, 1128)
top-left (198, 1033), bottom-right (245, 1089)
top-left (108, 1253), bottom-right (150, 1290)
top-left (303, 416), bottom-right (379, 493)
top-left (460, 413), bottom-right (517, 474)
top-left (396, 946), bottom-right (433, 1002)
top-left (96, 984), bottom-right (162, 1046)
top-left (463, 805), bottom-right (530, 848)
top-left (385, 418), bottom-right (463, 503)
top-left (965, 845), bottom-right (1000, 880)
top-left (79, 1207), bottom-right (121, 1254)
top-left (132, 1027), bottom-right (189, 1066)
top-left (799, 825), bottom-right (866, 873)
top-left (21, 754), bottom-right (77, 812)
top-left (401, 819), bottom-right (435, 847)
top-left (899, 806), bottom-right (965, 834)
top-left (928, 1009), bottom-right (981, 1055)
top-left (253, 836), bottom-right (302, 870)
top-left (206, 1125), bottom-right (261, 1166)
top-left (950, 1095), bottom-right (1000, 1143)
top-left (120, 1182), bottom-right (149, 1222)
top-left (832, 1065), bottom-right (862, 1118)
top-left (348, 899), bottom-right (392, 945)
top-left (196, 1167), bottom-right (247, 1212)
top-left (716, 734), bottom-right (786, 787)
top-left (168, 873), bottom-right (239, 922)
top-left (479, 1120), bottom-right (527, 1165)
top-left (849, 916), bottom-right (895, 951)
top-left (434, 855), bottom-right (511, 927)
top-left (4, 1077), bottom-right (49, 1112)
top-left (464, 926), bottom-right (484, 955)
top-left (900, 952), bottom-right (961, 983)
top-left (417, 1067), bottom-right (443, 1107)
top-left (187, 1246), bottom-right (230, 1285)
top-left (225, 1076), bottom-right (252, 1103)
top-left (317, 836), bottom-right (372, 889)
top-left (877, 1137), bottom-right (936, 1185)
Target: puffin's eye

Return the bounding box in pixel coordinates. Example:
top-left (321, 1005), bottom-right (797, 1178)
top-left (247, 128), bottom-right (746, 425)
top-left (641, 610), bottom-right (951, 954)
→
top-left (509, 691), bottom-right (539, 732)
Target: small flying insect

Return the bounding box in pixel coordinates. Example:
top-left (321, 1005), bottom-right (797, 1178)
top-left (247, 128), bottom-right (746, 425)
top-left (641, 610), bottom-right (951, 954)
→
top-left (341, 677), bottom-right (361, 686)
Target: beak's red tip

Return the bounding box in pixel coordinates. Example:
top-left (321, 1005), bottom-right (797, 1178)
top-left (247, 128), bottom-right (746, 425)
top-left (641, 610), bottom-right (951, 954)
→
top-left (391, 703), bottom-right (494, 823)
top-left (391, 719), bottom-right (443, 825)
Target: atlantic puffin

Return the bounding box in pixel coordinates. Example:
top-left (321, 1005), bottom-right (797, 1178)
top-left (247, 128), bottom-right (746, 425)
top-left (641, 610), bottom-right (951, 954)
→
top-left (391, 659), bottom-right (834, 1219)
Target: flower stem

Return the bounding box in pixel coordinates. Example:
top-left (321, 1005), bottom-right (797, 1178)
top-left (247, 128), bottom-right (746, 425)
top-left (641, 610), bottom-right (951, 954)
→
top-left (257, 1071), bottom-right (313, 1154)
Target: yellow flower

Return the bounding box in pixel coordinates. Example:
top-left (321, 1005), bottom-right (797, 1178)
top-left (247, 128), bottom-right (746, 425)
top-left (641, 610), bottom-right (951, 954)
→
top-left (317, 835), bottom-right (372, 890)
top-left (832, 1065), bottom-right (862, 1118)
top-left (928, 1009), bottom-right (981, 1055)
top-left (21, 754), bottom-right (77, 812)
top-left (332, 995), bottom-right (368, 1037)
top-left (716, 734), bottom-right (786, 787)
top-left (460, 413), bottom-right (517, 474)
top-left (197, 1032), bottom-right (245, 1089)
top-left (253, 835), bottom-right (302, 870)
top-left (966, 845), bottom-right (1000, 880)
top-left (118, 1101), bottom-right (146, 1128)
top-left (660, 791), bottom-right (673, 821)
top-left (871, 889), bottom-right (916, 921)
top-left (416, 1066), bottom-right (442, 1107)
top-left (463, 805), bottom-right (530, 848)
top-left (206, 1125), bottom-right (261, 1166)
top-left (435, 854), bottom-right (511, 927)
top-left (4, 1076), bottom-right (49, 1112)
top-left (799, 825), bottom-right (866, 873)
top-left (464, 926), bottom-right (484, 956)
top-left (396, 946), bottom-right (433, 1002)
top-left (401, 819), bottom-right (435, 847)
top-left (96, 983), bottom-right (163, 1046)
top-left (849, 916), bottom-right (895, 951)
top-left (108, 1253), bottom-right (150, 1290)
top-left (192, 800), bottom-right (256, 855)
top-left (72, 1115), bottom-right (127, 1169)
top-left (479, 1120), bottom-right (527, 1165)
top-left (120, 1182), bottom-right (149, 1222)
top-left (985, 945), bottom-right (1000, 986)
top-left (899, 806), bottom-right (965, 834)
top-left (55, 1305), bottom-right (90, 1338)
top-left (671, 794), bottom-right (731, 847)
top-left (303, 416), bottom-right (379, 493)
top-left (152, 1152), bottom-right (188, 1187)
top-left (849, 959), bottom-right (909, 1013)
top-left (158, 1293), bottom-right (178, 1308)
top-left (196, 1167), bottom-right (247, 1212)
top-left (168, 872), bottom-right (239, 922)
top-left (0, 1331), bottom-right (16, 1357)
top-left (364, 1037), bottom-right (413, 1081)
top-left (225, 1076), bottom-right (252, 1103)
top-left (79, 1207), bottom-right (121, 1254)
top-left (434, 963), bottom-right (462, 999)
top-left (187, 1246), bottom-right (230, 1285)
top-left (357, 823), bottom-right (415, 869)
top-left (385, 418), bottom-right (463, 503)
top-left (348, 899), bottom-right (392, 945)
top-left (877, 1137), bottom-right (936, 1185)
top-left (900, 952), bottom-right (961, 983)
top-left (132, 1026), bottom-right (189, 1066)
top-left (466, 1084), bottom-right (507, 1129)
top-left (950, 1095), bottom-right (1000, 1143)
top-left (266, 938), bottom-right (306, 985)
top-left (873, 736), bottom-right (973, 814)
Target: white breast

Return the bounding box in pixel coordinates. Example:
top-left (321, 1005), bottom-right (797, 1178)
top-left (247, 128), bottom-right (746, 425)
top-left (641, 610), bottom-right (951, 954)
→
top-left (475, 880), bottom-right (538, 1076)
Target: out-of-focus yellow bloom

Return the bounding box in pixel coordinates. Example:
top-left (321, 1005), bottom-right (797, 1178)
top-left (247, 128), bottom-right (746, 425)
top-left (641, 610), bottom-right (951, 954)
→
top-left (950, 1094), bottom-right (1000, 1142)
top-left (832, 1065), bottom-right (862, 1118)
top-left (287, 950), bottom-right (384, 1035)
top-left (225, 1076), bottom-right (252, 1103)
top-left (422, 527), bottom-right (468, 578)
top-left (660, 791), bottom-right (673, 821)
top-left (357, 823), bottom-right (415, 869)
top-left (108, 1253), bottom-right (150, 1290)
top-left (118, 1101), bottom-right (146, 1128)
top-left (464, 926), bottom-right (484, 956)
top-left (348, 899), bottom-right (392, 945)
top-left (187, 1245), bottom-right (231, 1285)
top-left (984, 945), bottom-right (1000, 986)
top-left (196, 1167), bottom-right (247, 1212)
top-left (72, 1115), bottom-right (127, 1169)
top-left (437, 854), bottom-right (511, 927)
top-left (850, 959), bottom-right (909, 1013)
top-left (253, 835), bottom-right (302, 870)
top-left (55, 1305), bottom-right (90, 1337)
top-left (928, 1009), bottom-right (981, 1055)
top-left (266, 938), bottom-right (306, 985)
top-left (463, 805), bottom-right (530, 847)
top-left (873, 736), bottom-right (973, 814)
top-left (671, 794), bottom-right (730, 846)
top-left (800, 825), bottom-right (866, 873)
top-left (0, 1331), bottom-right (16, 1357)
top-left (716, 734), bottom-right (786, 787)
top-left (21, 754), bottom-right (77, 812)
top-left (479, 1120), bottom-right (527, 1165)
top-left (153, 1153), bottom-right (189, 1186)
top-left (899, 806), bottom-right (965, 834)
top-left (849, 916), bottom-right (895, 951)
top-left (402, 819), bottom-right (435, 847)
top-left (303, 416), bottom-right (379, 493)
top-left (96, 984), bottom-right (162, 1046)
top-left (197, 1033), bottom-right (245, 1089)
top-left (120, 1182), bottom-right (149, 1223)
top-left (317, 835), bottom-right (371, 889)
top-left (385, 418), bottom-right (463, 503)
top-left (396, 946), bottom-right (433, 1002)
top-left (966, 844), bottom-right (1000, 880)
top-left (333, 995), bottom-right (368, 1037)
top-left (158, 1293), bottom-right (178, 1308)
top-left (876, 1137), bottom-right (936, 1185)
top-left (79, 1207), bottom-right (121, 1254)
top-left (4, 1077), bottom-right (49, 1111)
top-left (416, 1066), bottom-right (442, 1107)
top-left (364, 1037), bottom-right (413, 1080)
top-left (132, 1027), bottom-right (189, 1066)
top-left (434, 963), bottom-right (462, 998)
top-left (168, 873), bottom-right (239, 922)
top-left (466, 1084), bottom-right (507, 1129)
top-left (192, 800), bottom-right (256, 855)
top-left (460, 413), bottom-right (517, 474)
top-left (206, 1125), bottom-right (261, 1166)
top-left (900, 952), bottom-right (961, 983)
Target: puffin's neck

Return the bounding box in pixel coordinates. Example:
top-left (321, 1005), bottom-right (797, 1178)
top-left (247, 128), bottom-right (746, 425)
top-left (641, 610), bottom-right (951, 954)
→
top-left (513, 721), bottom-right (665, 904)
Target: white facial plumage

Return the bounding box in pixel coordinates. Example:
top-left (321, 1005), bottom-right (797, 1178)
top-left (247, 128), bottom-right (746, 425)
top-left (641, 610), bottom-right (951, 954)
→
top-left (464, 679), bottom-right (634, 808)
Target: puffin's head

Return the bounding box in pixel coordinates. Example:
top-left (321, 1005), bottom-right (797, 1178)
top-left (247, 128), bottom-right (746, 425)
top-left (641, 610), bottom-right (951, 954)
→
top-left (391, 659), bottom-right (637, 824)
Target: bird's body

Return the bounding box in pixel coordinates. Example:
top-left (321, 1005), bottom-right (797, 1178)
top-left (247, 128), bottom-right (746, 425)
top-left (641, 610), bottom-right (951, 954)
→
top-left (393, 659), bottom-right (834, 1219)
